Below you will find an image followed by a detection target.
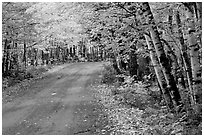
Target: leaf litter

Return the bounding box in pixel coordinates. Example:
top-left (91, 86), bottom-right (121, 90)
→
top-left (91, 80), bottom-right (193, 135)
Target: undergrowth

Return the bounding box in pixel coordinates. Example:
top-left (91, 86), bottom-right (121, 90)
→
top-left (92, 64), bottom-right (202, 135)
top-left (101, 64), bottom-right (117, 84)
top-left (2, 66), bottom-right (50, 90)
top-left (2, 65), bottom-right (53, 103)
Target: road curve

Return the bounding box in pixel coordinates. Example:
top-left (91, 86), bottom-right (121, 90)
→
top-left (2, 62), bottom-right (108, 135)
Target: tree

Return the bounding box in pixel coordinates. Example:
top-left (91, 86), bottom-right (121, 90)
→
top-left (139, 2), bottom-right (183, 111)
top-left (174, 9), bottom-right (194, 105)
top-left (184, 3), bottom-right (202, 104)
top-left (2, 2), bottom-right (36, 74)
top-left (145, 33), bottom-right (174, 110)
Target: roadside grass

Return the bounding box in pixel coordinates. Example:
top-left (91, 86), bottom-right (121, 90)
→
top-left (2, 65), bottom-right (54, 103)
top-left (100, 64), bottom-right (117, 84)
top-left (2, 65), bottom-right (53, 90)
top-left (92, 64), bottom-right (202, 135)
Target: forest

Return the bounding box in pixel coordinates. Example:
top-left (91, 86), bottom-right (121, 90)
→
top-left (2, 2), bottom-right (202, 135)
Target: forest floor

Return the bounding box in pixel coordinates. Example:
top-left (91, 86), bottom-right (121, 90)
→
top-left (2, 62), bottom-right (109, 135)
top-left (2, 62), bottom-right (202, 135)
top-left (92, 64), bottom-right (202, 135)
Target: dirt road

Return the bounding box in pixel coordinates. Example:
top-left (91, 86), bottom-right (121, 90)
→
top-left (2, 62), bottom-right (109, 135)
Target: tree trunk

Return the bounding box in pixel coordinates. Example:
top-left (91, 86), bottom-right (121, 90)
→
top-left (92, 47), bottom-right (95, 60)
top-left (186, 8), bottom-right (202, 104)
top-left (23, 40), bottom-right (27, 69)
top-left (161, 39), bottom-right (179, 82)
top-left (112, 54), bottom-right (121, 74)
top-left (195, 2), bottom-right (202, 25)
top-left (100, 48), bottom-right (103, 60)
top-left (83, 45), bottom-right (86, 58)
top-left (3, 38), bottom-right (9, 76)
top-left (70, 46), bottom-right (73, 57)
top-left (195, 2), bottom-right (202, 62)
top-left (5, 40), bottom-right (11, 75)
top-left (73, 45), bottom-right (76, 57)
top-left (167, 9), bottom-right (173, 34)
top-left (66, 47), bottom-right (69, 61)
top-left (30, 48), bottom-right (36, 66)
top-left (41, 50), bottom-right (44, 65)
top-left (128, 49), bottom-right (138, 78)
top-left (12, 41), bottom-right (19, 70)
top-left (175, 10), bottom-right (194, 105)
top-left (96, 47), bottom-right (99, 61)
top-left (35, 48), bottom-right (38, 66)
top-left (145, 34), bottom-right (174, 110)
top-left (141, 2), bottom-right (183, 110)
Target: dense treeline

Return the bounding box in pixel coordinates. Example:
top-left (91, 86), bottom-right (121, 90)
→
top-left (85, 2), bottom-right (202, 114)
top-left (2, 2), bottom-right (108, 78)
top-left (2, 2), bottom-right (202, 120)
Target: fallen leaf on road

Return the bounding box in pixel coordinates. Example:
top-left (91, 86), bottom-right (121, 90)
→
top-left (51, 92), bottom-right (56, 96)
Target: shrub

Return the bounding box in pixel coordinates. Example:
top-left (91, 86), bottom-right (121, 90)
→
top-left (101, 64), bottom-right (117, 84)
top-left (2, 78), bottom-right (9, 89)
top-left (147, 86), bottom-right (163, 105)
top-left (3, 66), bottom-right (48, 89)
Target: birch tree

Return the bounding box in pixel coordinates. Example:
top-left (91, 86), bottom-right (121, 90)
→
top-left (145, 34), bottom-right (174, 110)
top-left (140, 2), bottom-right (183, 110)
top-left (184, 3), bottom-right (202, 104)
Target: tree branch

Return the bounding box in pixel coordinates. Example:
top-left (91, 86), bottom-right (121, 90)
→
top-left (116, 3), bottom-right (136, 16)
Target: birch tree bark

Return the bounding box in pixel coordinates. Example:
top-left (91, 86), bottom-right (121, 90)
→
top-left (175, 10), bottom-right (194, 105)
top-left (140, 2), bottom-right (183, 109)
top-left (145, 34), bottom-right (174, 110)
top-left (186, 7), bottom-right (202, 104)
